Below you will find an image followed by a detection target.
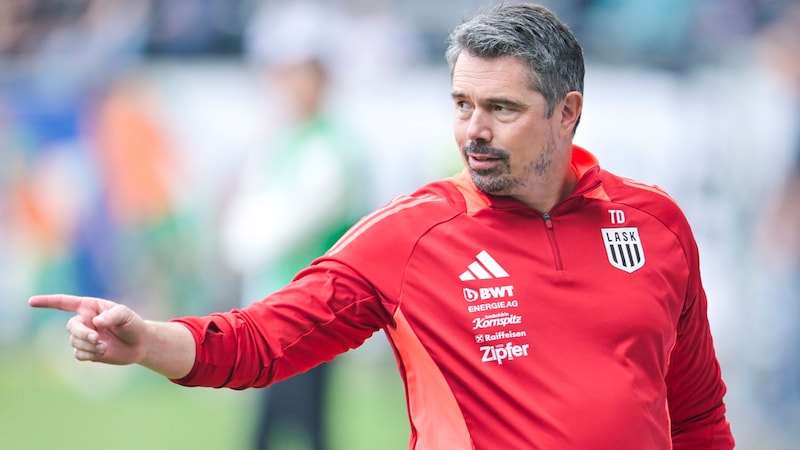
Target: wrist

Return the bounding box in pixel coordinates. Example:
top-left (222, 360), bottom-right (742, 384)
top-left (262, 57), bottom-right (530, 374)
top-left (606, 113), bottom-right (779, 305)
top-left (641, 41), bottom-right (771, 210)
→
top-left (139, 320), bottom-right (196, 379)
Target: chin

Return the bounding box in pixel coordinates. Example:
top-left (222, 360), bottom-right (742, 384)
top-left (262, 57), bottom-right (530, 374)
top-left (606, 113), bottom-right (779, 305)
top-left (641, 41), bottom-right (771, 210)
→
top-left (471, 176), bottom-right (512, 196)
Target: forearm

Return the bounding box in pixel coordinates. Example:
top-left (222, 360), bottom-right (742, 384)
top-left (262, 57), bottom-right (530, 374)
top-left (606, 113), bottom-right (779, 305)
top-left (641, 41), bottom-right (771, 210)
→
top-left (139, 320), bottom-right (196, 380)
top-left (170, 262), bottom-right (389, 390)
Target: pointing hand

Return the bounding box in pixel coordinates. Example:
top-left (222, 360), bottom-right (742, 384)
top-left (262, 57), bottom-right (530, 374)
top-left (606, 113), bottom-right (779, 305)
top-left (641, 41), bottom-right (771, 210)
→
top-left (29, 294), bottom-right (147, 366)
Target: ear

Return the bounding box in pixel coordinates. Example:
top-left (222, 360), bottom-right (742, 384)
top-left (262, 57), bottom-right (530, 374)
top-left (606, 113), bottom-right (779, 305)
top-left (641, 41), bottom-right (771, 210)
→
top-left (559, 91), bottom-right (583, 137)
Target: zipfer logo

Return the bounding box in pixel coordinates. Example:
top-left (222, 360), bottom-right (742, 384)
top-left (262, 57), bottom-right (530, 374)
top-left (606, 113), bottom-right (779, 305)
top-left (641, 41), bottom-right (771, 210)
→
top-left (459, 250), bottom-right (509, 281)
top-left (481, 342), bottom-right (530, 365)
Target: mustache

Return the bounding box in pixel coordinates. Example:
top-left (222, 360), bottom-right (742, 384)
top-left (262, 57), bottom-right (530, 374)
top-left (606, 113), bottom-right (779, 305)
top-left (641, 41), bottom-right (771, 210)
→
top-left (462, 141), bottom-right (508, 159)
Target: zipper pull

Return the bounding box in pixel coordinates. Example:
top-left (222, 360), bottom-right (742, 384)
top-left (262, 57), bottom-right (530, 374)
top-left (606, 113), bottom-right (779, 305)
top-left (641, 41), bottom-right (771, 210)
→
top-left (543, 212), bottom-right (553, 229)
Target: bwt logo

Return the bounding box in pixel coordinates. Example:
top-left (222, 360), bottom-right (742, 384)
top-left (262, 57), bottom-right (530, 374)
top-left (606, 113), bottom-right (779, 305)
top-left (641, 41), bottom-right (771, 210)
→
top-left (463, 285), bottom-right (515, 302)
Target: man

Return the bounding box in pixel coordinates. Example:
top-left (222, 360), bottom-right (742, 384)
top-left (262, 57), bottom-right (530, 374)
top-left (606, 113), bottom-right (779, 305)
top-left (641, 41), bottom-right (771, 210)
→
top-left (29, 3), bottom-right (734, 448)
top-left (223, 16), bottom-right (369, 447)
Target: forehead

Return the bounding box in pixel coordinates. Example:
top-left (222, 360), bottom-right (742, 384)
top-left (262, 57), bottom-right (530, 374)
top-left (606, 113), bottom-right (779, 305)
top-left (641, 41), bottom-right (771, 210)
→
top-left (451, 53), bottom-right (532, 97)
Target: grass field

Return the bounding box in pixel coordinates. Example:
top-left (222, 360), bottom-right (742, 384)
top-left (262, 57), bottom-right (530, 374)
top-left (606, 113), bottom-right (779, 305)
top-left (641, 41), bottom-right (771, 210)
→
top-left (0, 327), bottom-right (409, 450)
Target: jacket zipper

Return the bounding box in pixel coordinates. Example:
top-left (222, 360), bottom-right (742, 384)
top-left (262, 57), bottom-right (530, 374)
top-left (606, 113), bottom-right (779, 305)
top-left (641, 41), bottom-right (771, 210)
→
top-left (542, 213), bottom-right (563, 271)
top-left (540, 177), bottom-right (603, 271)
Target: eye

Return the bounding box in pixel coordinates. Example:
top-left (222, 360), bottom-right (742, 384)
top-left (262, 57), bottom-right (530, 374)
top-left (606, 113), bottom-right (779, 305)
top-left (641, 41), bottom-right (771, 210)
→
top-left (454, 100), bottom-right (473, 117)
top-left (493, 103), bottom-right (515, 113)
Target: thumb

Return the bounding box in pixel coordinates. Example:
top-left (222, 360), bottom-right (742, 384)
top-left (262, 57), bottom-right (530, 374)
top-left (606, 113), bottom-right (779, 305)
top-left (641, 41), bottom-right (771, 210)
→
top-left (93, 303), bottom-right (134, 328)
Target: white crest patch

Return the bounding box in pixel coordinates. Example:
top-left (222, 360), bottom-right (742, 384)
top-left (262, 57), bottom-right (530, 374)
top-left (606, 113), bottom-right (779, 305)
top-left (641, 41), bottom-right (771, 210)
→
top-left (601, 227), bottom-right (645, 273)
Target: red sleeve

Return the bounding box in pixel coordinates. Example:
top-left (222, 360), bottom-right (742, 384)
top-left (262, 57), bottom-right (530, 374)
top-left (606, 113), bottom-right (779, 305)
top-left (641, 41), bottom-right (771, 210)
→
top-left (168, 260), bottom-right (393, 390)
top-left (667, 250), bottom-right (734, 448)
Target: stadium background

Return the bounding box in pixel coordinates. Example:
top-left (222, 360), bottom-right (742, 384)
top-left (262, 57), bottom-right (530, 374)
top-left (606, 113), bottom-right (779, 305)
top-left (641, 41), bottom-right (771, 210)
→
top-left (1, 1), bottom-right (799, 448)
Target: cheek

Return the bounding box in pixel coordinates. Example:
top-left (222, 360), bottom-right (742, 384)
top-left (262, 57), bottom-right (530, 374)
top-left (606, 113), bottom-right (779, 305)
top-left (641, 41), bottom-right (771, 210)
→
top-left (453, 120), bottom-right (467, 148)
top-left (507, 133), bottom-right (541, 170)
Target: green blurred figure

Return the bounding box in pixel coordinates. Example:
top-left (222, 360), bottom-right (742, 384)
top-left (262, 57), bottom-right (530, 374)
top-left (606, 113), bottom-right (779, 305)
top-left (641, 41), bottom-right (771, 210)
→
top-left (221, 6), bottom-right (368, 449)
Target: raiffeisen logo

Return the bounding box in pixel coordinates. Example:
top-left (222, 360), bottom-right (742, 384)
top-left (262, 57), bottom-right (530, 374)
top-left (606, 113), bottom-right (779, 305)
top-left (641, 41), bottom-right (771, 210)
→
top-left (480, 342), bottom-right (530, 365)
top-left (462, 285), bottom-right (514, 302)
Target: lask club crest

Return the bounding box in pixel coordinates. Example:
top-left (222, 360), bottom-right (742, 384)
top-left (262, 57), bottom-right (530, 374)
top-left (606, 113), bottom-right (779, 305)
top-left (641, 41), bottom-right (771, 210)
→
top-left (601, 227), bottom-right (645, 273)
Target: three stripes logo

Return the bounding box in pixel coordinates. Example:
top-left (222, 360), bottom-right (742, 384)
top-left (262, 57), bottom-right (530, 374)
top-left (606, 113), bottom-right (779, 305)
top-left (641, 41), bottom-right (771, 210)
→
top-left (459, 250), bottom-right (509, 281)
top-left (601, 227), bottom-right (645, 273)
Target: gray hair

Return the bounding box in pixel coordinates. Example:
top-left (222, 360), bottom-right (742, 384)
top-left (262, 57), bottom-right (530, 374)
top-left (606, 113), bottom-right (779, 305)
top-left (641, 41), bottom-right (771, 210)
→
top-left (445, 3), bottom-right (584, 122)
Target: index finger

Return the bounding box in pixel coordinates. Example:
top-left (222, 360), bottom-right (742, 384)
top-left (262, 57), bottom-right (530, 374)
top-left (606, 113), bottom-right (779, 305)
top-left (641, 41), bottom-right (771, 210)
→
top-left (28, 294), bottom-right (88, 312)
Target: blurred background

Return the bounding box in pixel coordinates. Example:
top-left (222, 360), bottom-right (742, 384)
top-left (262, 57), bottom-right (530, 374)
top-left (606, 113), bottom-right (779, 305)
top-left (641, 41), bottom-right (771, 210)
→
top-left (1, 0), bottom-right (799, 449)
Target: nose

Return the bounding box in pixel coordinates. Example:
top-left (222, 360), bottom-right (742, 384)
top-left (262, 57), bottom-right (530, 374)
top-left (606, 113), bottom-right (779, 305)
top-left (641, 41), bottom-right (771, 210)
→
top-left (465, 109), bottom-right (492, 143)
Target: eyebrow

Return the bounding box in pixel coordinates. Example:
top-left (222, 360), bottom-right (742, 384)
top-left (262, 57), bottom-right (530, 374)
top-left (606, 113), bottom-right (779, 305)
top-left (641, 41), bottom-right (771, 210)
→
top-left (484, 97), bottom-right (525, 109)
top-left (452, 91), bottom-right (526, 109)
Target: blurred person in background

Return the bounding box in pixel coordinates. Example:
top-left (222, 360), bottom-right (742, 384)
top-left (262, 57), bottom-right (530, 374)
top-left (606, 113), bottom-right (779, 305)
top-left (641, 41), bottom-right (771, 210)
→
top-left (750, 0), bottom-right (800, 439)
top-left (220, 2), bottom-right (370, 449)
top-left (0, 0), bottom-right (150, 333)
top-left (28, 3), bottom-right (734, 448)
top-left (86, 72), bottom-right (202, 317)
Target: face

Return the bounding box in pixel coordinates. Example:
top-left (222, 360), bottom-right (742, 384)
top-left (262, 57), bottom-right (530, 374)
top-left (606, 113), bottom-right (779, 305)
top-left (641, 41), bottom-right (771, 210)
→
top-left (451, 52), bottom-right (567, 200)
top-left (272, 60), bottom-right (326, 121)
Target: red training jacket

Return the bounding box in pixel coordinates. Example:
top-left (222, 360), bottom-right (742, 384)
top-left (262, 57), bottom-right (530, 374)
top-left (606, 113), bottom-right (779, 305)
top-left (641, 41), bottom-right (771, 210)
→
top-left (172, 145), bottom-right (734, 449)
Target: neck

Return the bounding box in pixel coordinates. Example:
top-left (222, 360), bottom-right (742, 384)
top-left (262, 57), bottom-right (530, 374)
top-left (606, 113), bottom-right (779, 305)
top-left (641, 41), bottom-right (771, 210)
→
top-left (514, 158), bottom-right (578, 213)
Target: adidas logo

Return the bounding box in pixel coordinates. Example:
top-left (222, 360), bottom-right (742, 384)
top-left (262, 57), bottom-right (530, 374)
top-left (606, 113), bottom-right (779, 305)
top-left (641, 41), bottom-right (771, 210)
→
top-left (459, 250), bottom-right (509, 281)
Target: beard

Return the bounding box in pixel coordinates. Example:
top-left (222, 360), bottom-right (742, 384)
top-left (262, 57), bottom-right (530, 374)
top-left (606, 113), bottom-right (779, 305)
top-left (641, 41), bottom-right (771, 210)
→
top-left (462, 137), bottom-right (555, 195)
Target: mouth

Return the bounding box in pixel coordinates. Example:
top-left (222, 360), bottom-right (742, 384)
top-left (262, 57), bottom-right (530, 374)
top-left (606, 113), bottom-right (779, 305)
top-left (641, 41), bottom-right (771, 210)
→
top-left (467, 153), bottom-right (503, 171)
top-left (463, 141), bottom-right (508, 173)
